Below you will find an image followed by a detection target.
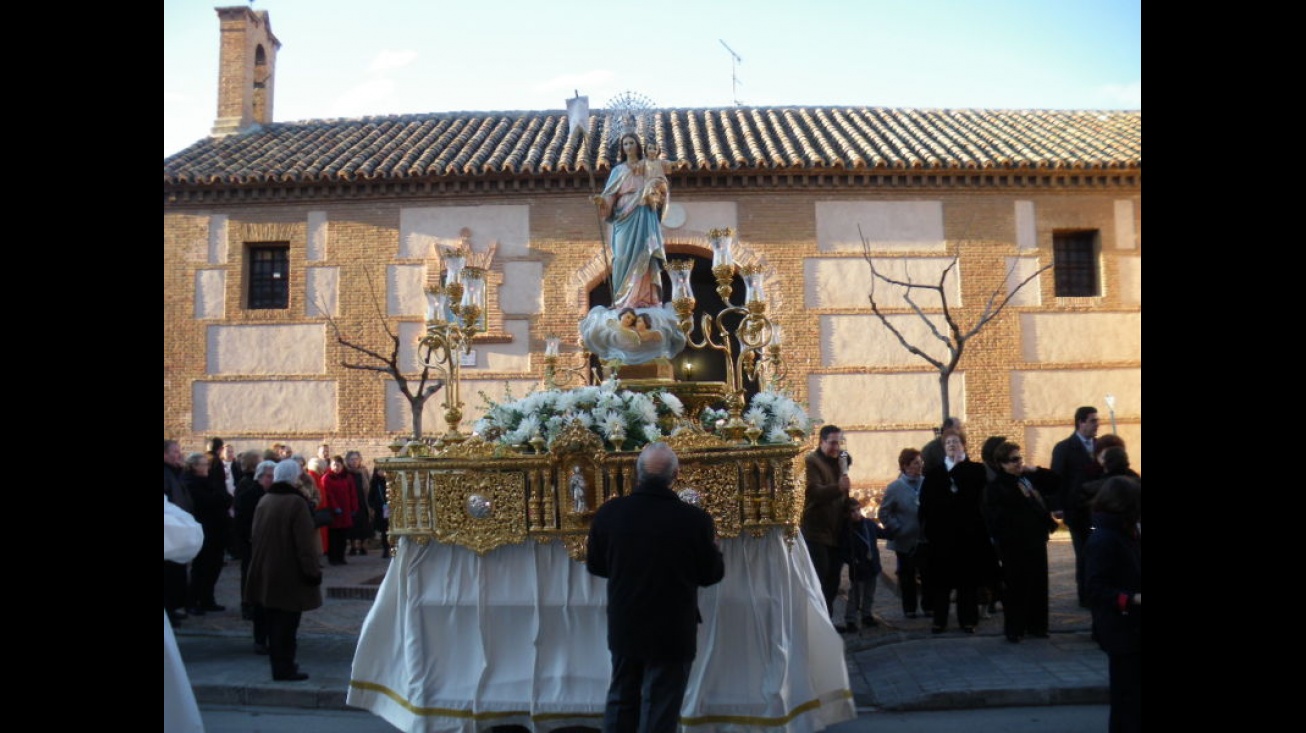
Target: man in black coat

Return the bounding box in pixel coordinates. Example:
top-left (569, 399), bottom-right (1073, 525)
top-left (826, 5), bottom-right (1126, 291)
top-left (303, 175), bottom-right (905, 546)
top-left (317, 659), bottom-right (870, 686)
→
top-left (586, 442), bottom-right (725, 733)
top-left (1050, 406), bottom-right (1101, 607)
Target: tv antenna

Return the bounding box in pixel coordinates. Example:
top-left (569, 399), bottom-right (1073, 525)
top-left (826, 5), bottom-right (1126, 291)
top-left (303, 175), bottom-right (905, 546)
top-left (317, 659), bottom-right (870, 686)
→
top-left (719, 39), bottom-right (743, 106)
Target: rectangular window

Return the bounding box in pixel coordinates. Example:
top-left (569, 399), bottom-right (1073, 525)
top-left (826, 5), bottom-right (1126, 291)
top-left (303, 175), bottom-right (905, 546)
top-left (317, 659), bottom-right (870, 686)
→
top-left (1053, 231), bottom-right (1099, 297)
top-left (247, 243), bottom-right (290, 309)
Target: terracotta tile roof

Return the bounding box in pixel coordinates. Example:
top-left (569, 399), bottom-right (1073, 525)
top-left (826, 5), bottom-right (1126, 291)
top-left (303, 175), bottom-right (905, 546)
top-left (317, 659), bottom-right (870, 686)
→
top-left (163, 106), bottom-right (1140, 186)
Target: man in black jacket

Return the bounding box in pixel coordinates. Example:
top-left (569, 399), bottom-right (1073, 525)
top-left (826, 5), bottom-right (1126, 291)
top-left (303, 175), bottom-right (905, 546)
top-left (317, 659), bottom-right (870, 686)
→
top-left (586, 442), bottom-right (725, 733)
top-left (1050, 405), bottom-right (1101, 607)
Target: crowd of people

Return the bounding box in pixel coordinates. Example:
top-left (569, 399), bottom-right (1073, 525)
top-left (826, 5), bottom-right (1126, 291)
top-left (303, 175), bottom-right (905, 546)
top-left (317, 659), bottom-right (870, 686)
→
top-left (164, 438), bottom-right (391, 683)
top-left (802, 408), bottom-right (1141, 730)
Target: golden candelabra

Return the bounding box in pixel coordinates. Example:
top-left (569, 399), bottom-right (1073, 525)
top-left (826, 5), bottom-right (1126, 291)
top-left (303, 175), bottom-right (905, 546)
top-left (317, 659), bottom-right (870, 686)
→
top-left (542, 335), bottom-right (594, 390)
top-left (670, 230), bottom-right (781, 443)
top-left (419, 263), bottom-right (488, 445)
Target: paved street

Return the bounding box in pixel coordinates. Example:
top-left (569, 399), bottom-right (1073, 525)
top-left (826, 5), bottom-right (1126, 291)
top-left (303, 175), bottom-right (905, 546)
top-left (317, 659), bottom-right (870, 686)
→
top-left (174, 530), bottom-right (1106, 718)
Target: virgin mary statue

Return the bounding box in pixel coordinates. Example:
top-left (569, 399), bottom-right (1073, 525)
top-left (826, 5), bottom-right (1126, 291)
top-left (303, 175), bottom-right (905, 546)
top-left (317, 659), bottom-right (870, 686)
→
top-left (582, 131), bottom-right (685, 365)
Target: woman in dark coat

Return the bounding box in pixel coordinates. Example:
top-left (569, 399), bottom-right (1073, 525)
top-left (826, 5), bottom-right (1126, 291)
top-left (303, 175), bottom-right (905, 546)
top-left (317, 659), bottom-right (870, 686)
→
top-left (245, 459), bottom-right (323, 681)
top-left (1085, 476), bottom-right (1142, 733)
top-left (918, 430), bottom-right (990, 633)
top-left (184, 451), bottom-right (231, 615)
top-left (345, 451), bottom-right (374, 556)
top-left (369, 467), bottom-right (391, 559)
top-left (983, 441), bottom-right (1060, 642)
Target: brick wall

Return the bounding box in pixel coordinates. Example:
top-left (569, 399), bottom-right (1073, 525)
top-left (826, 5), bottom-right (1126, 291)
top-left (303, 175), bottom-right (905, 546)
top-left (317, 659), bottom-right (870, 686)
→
top-left (164, 185), bottom-right (1141, 486)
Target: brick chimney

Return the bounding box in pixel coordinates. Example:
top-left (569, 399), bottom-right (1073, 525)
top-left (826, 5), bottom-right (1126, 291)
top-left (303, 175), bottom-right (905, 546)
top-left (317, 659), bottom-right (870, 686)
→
top-left (211, 5), bottom-right (281, 138)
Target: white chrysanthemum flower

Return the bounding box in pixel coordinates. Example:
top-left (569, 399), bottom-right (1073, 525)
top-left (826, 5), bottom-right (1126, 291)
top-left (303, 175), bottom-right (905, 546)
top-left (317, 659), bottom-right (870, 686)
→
top-left (472, 417), bottom-right (492, 434)
top-left (629, 393), bottom-right (659, 424)
top-left (656, 391), bottom-right (684, 416)
top-left (572, 386), bottom-right (600, 407)
top-left (597, 391), bottom-right (623, 411)
top-left (554, 390), bottom-right (579, 414)
top-left (643, 423), bottom-right (663, 441)
top-left (744, 406), bottom-right (767, 428)
top-left (601, 412), bottom-right (628, 437)
top-left (766, 426), bottom-right (790, 443)
top-left (503, 424), bottom-right (529, 446)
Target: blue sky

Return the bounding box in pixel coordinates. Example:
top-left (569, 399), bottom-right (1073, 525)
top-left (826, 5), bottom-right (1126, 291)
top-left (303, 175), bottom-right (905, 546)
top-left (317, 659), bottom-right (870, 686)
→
top-left (164, 0), bottom-right (1141, 158)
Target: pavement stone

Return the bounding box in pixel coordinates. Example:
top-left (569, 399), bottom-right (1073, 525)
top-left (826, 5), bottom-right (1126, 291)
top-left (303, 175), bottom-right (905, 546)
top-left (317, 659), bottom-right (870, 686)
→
top-left (173, 531), bottom-right (1107, 716)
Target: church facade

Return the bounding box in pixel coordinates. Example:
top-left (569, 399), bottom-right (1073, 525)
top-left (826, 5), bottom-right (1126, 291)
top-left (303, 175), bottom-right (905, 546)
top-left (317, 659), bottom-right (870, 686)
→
top-left (163, 6), bottom-right (1141, 491)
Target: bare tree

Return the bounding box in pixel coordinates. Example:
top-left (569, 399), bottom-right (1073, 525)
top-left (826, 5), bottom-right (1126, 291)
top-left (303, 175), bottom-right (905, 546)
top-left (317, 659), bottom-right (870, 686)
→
top-left (322, 270), bottom-right (443, 440)
top-left (859, 226), bottom-right (1051, 423)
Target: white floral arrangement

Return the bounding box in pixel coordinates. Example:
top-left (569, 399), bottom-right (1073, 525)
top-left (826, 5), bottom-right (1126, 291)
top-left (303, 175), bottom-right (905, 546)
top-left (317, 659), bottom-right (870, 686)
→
top-left (699, 406), bottom-right (729, 433)
top-left (699, 389), bottom-right (815, 443)
top-left (475, 382), bottom-right (685, 451)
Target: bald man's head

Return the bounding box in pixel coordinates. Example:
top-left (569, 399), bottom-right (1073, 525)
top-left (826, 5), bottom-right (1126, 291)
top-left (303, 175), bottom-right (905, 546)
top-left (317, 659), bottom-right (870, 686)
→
top-left (636, 442), bottom-right (679, 489)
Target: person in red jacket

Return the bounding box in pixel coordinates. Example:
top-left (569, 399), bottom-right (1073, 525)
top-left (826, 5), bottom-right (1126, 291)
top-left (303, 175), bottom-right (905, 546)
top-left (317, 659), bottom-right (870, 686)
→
top-left (319, 456), bottom-right (357, 566)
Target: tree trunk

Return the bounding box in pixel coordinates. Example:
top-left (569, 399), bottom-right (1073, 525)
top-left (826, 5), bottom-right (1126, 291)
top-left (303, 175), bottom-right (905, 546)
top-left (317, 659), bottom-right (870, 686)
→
top-left (938, 371), bottom-right (952, 427)
top-left (410, 398), bottom-right (425, 440)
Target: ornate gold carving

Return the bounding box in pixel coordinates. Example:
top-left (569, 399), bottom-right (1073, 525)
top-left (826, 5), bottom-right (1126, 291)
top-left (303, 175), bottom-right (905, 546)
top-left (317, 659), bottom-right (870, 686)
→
top-left (680, 461), bottom-right (743, 538)
top-left (378, 442), bottom-right (802, 557)
top-left (665, 428), bottom-right (731, 451)
top-left (438, 435), bottom-right (499, 459)
top-left (432, 471), bottom-right (529, 555)
top-left (558, 533), bottom-right (589, 563)
top-left (550, 418), bottom-right (607, 459)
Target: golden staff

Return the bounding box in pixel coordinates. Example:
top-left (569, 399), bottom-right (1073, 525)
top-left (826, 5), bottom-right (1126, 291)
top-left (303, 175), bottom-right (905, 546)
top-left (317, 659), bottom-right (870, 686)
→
top-left (569, 92), bottom-right (616, 302)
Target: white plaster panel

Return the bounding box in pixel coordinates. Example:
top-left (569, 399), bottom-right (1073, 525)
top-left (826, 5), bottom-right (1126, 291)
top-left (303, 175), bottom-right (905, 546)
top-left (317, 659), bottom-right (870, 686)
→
top-left (1116, 257), bottom-right (1141, 305)
top-left (1019, 313), bottom-right (1141, 363)
top-left (193, 380), bottom-right (337, 432)
top-left (1113, 200), bottom-right (1137, 250)
top-left (1010, 369), bottom-right (1141, 423)
top-left (397, 321), bottom-right (426, 374)
top-left (677, 202), bottom-right (738, 237)
top-left (1015, 201), bottom-right (1037, 251)
top-left (815, 201), bottom-right (945, 253)
top-left (466, 320), bottom-right (532, 372)
top-left (1024, 423), bottom-right (1143, 476)
top-left (307, 211), bottom-right (328, 261)
top-left (823, 314), bottom-right (952, 367)
top-left (807, 372), bottom-right (965, 427)
top-left (389, 264), bottom-right (427, 317)
top-left (806, 257), bottom-right (959, 309)
top-left (208, 214), bottom-right (229, 264)
top-left (206, 324), bottom-right (326, 375)
top-left (399, 205), bottom-right (530, 259)
top-left (306, 266), bottom-right (339, 318)
top-left (399, 320), bottom-right (532, 376)
top-left (501, 262), bottom-right (544, 315)
top-left (1004, 257), bottom-right (1045, 307)
top-left (840, 430), bottom-right (942, 489)
top-left (195, 270), bottom-right (226, 320)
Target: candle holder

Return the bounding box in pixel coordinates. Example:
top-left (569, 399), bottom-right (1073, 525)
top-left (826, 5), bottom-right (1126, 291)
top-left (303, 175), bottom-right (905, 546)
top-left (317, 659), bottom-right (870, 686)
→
top-left (418, 266), bottom-right (489, 444)
top-left (677, 233), bottom-right (785, 443)
top-left (542, 335), bottom-right (593, 390)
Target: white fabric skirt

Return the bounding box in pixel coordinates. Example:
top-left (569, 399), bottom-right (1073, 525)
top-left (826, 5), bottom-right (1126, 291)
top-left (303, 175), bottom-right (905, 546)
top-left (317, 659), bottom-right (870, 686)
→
top-left (347, 527), bottom-right (854, 733)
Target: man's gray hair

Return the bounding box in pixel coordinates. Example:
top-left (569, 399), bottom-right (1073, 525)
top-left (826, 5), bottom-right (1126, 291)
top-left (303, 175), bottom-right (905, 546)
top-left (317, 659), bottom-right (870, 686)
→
top-left (635, 441), bottom-right (679, 485)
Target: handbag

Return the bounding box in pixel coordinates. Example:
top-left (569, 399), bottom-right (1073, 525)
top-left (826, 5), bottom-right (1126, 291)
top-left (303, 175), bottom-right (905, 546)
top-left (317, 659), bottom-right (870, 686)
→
top-left (313, 507), bottom-right (335, 528)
